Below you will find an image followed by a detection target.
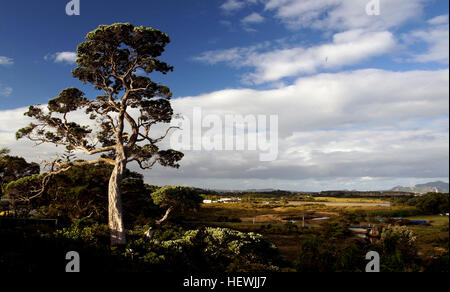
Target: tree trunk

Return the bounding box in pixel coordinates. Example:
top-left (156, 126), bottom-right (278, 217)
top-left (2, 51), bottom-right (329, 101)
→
top-left (108, 157), bottom-right (126, 246)
top-left (157, 206), bottom-right (173, 225)
top-left (143, 207), bottom-right (173, 241)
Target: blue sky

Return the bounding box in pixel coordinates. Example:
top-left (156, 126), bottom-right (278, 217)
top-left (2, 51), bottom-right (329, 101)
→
top-left (0, 0), bottom-right (449, 191)
top-left (1, 0), bottom-right (448, 108)
top-left (0, 0), bottom-right (311, 108)
top-left (0, 0), bottom-right (245, 107)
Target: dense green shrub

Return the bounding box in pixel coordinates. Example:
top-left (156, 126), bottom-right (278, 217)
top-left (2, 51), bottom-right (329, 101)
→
top-left (1, 222), bottom-right (285, 272)
top-left (0, 149), bottom-right (40, 197)
top-left (378, 225), bottom-right (420, 272)
top-left (126, 226), bottom-right (285, 272)
top-left (407, 193), bottom-right (449, 215)
top-left (365, 207), bottom-right (422, 218)
top-left (294, 234), bottom-right (368, 272)
top-left (294, 222), bottom-right (368, 272)
top-left (391, 193), bottom-right (449, 215)
top-left (151, 186), bottom-right (203, 224)
top-left (3, 164), bottom-right (159, 226)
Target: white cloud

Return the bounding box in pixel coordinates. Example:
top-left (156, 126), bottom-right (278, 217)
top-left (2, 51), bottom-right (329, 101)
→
top-left (173, 69), bottom-right (449, 135)
top-left (219, 20), bottom-right (233, 28)
top-left (0, 56), bottom-right (13, 65)
top-left (162, 69), bottom-right (449, 186)
top-left (242, 12), bottom-right (265, 24)
top-left (0, 85), bottom-right (13, 96)
top-left (45, 52), bottom-right (77, 64)
top-left (0, 56), bottom-right (14, 97)
top-left (193, 42), bottom-right (270, 65)
top-left (263, 0), bottom-right (426, 31)
top-left (195, 29), bottom-right (397, 84)
top-left (221, 0), bottom-right (245, 12)
top-left (403, 14), bottom-right (449, 64)
top-left (1, 69), bottom-right (447, 190)
top-left (428, 14), bottom-right (449, 25)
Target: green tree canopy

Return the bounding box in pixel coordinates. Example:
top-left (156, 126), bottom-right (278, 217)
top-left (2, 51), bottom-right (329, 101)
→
top-left (151, 186), bottom-right (203, 225)
top-left (4, 163), bottom-right (157, 225)
top-left (407, 193), bottom-right (449, 214)
top-left (0, 148), bottom-right (40, 197)
top-left (15, 23), bottom-right (183, 245)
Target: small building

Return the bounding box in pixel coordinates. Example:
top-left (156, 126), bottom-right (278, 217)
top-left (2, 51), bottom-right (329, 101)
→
top-left (218, 198), bottom-right (241, 203)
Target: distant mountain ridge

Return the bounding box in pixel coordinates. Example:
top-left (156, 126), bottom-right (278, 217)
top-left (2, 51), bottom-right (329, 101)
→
top-left (209, 188), bottom-right (277, 193)
top-left (390, 181), bottom-right (449, 193)
top-left (201, 182), bottom-right (449, 195)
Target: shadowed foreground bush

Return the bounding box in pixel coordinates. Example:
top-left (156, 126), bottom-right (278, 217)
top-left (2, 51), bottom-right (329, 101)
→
top-left (0, 221), bottom-right (286, 272)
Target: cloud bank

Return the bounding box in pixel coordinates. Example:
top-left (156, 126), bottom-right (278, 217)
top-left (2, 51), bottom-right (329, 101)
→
top-left (195, 30), bottom-right (397, 84)
top-left (1, 69), bottom-right (447, 190)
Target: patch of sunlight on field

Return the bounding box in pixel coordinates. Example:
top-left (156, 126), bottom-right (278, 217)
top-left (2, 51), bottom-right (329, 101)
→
top-left (315, 197), bottom-right (390, 204)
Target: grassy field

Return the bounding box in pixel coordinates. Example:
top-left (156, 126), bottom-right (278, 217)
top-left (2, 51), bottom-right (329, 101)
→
top-left (403, 215), bottom-right (449, 256)
top-left (187, 201), bottom-right (376, 262)
top-left (313, 197), bottom-right (390, 203)
top-left (406, 215), bottom-right (449, 226)
top-left (186, 200), bottom-right (448, 264)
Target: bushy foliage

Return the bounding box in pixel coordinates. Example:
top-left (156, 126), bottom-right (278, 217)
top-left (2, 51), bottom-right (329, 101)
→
top-left (154, 227), bottom-right (284, 272)
top-left (2, 174), bottom-right (45, 216)
top-left (365, 207), bottom-right (422, 218)
top-left (380, 225), bottom-right (417, 252)
top-left (320, 222), bottom-right (353, 240)
top-left (378, 225), bottom-right (420, 272)
top-left (1, 221), bottom-right (285, 272)
top-left (152, 186), bottom-right (203, 210)
top-left (151, 186), bottom-right (203, 223)
top-left (59, 224), bottom-right (285, 272)
top-left (3, 174), bottom-right (44, 201)
top-left (406, 193), bottom-right (449, 215)
top-left (294, 222), bottom-right (424, 272)
top-left (53, 219), bottom-right (110, 247)
top-left (3, 164), bottom-right (158, 225)
top-left (295, 222), bottom-right (368, 272)
top-left (0, 149), bottom-right (40, 197)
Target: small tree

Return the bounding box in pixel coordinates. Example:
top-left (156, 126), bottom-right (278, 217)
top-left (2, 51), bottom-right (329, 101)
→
top-left (16, 23), bottom-right (183, 245)
top-left (151, 186), bottom-right (203, 225)
top-left (407, 193), bottom-right (449, 214)
top-left (380, 225), bottom-right (417, 255)
top-left (379, 224), bottom-right (419, 271)
top-left (0, 148), bottom-right (40, 197)
top-left (2, 174), bottom-right (46, 217)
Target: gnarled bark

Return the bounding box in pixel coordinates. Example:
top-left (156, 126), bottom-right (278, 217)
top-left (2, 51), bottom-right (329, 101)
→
top-left (108, 156), bottom-right (126, 245)
top-left (157, 206), bottom-right (173, 225)
top-left (143, 206), bottom-right (173, 241)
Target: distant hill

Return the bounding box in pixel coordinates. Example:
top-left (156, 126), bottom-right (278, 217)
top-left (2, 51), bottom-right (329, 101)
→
top-left (241, 188), bottom-right (276, 193)
top-left (390, 181), bottom-right (449, 193)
